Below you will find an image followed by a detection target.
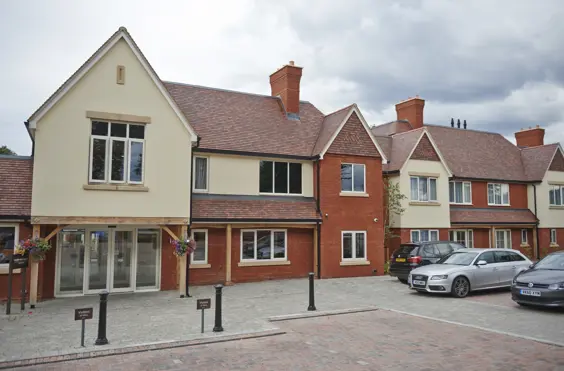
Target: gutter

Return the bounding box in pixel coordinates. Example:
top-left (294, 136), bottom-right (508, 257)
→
top-left (24, 121), bottom-right (35, 156)
top-left (194, 147), bottom-right (317, 161)
top-left (450, 175), bottom-right (540, 184)
top-left (533, 184), bottom-right (540, 259)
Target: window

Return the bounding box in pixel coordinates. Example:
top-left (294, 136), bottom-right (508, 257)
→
top-left (479, 251), bottom-right (496, 264)
top-left (449, 230), bottom-right (474, 248)
top-left (410, 230), bottom-right (439, 242)
top-left (89, 121), bottom-right (145, 184)
top-left (487, 183), bottom-right (510, 206)
top-left (241, 230), bottom-right (287, 261)
top-left (410, 176), bottom-right (437, 202)
top-left (551, 229), bottom-right (558, 245)
top-left (419, 244), bottom-right (440, 258)
top-left (494, 251), bottom-right (512, 262)
top-left (509, 252), bottom-right (526, 262)
top-left (259, 161), bottom-right (302, 194)
top-left (549, 185), bottom-right (564, 206)
top-left (0, 225), bottom-right (17, 267)
top-left (449, 181), bottom-right (471, 204)
top-left (436, 242), bottom-right (453, 256)
top-left (341, 164), bottom-right (366, 193)
top-left (495, 230), bottom-right (511, 249)
top-left (342, 231), bottom-right (366, 260)
top-left (193, 157), bottom-right (208, 192)
top-left (191, 230), bottom-right (208, 264)
top-left (521, 229), bottom-right (528, 245)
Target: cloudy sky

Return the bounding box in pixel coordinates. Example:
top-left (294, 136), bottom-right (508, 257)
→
top-left (1, 0), bottom-right (563, 155)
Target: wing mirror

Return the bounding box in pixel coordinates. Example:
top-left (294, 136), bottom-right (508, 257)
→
top-left (476, 260), bottom-right (488, 266)
top-left (529, 263), bottom-right (535, 269)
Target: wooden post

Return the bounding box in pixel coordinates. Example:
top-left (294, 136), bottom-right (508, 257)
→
top-left (225, 224), bottom-right (232, 285)
top-left (533, 226), bottom-right (539, 260)
top-left (313, 226), bottom-right (318, 277)
top-left (178, 225), bottom-right (188, 298)
top-left (30, 225), bottom-right (40, 308)
top-left (490, 227), bottom-right (495, 249)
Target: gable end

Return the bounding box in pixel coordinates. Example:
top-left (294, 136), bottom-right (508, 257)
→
top-left (327, 112), bottom-right (380, 157)
top-left (549, 149), bottom-right (564, 172)
top-left (410, 133), bottom-right (440, 161)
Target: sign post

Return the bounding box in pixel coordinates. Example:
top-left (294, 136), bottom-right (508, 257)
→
top-left (6, 253), bottom-right (29, 315)
top-left (75, 307), bottom-right (93, 347)
top-left (196, 298), bottom-right (211, 334)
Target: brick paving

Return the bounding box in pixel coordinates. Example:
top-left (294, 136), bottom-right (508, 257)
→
top-left (16, 310), bottom-right (564, 371)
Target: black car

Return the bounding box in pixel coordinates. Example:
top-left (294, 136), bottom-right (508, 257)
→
top-left (389, 241), bottom-right (466, 283)
top-left (511, 251), bottom-right (564, 308)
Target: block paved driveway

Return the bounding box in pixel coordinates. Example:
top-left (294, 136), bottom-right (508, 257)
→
top-left (18, 310), bottom-right (564, 371)
top-left (1, 276), bottom-right (563, 363)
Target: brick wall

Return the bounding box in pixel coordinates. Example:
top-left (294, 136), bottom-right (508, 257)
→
top-left (189, 228), bottom-right (226, 285)
top-left (539, 228), bottom-right (564, 258)
top-left (549, 150), bottom-right (564, 171)
top-left (161, 226), bottom-right (179, 291)
top-left (319, 154), bottom-right (384, 278)
top-left (468, 181), bottom-right (528, 208)
top-left (327, 112), bottom-right (380, 157)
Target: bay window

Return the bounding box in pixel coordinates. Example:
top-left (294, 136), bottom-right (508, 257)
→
top-left (341, 164), bottom-right (366, 193)
top-left (487, 183), bottom-right (509, 206)
top-left (259, 161), bottom-right (302, 195)
top-left (342, 231), bottom-right (366, 260)
top-left (449, 181), bottom-right (472, 204)
top-left (411, 230), bottom-right (439, 242)
top-left (241, 230), bottom-right (287, 261)
top-left (549, 185), bottom-right (563, 206)
top-left (89, 121), bottom-right (145, 184)
top-left (410, 176), bottom-right (437, 202)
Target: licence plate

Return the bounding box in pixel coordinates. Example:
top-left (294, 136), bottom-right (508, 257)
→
top-left (395, 258), bottom-right (406, 262)
top-left (413, 280), bottom-right (426, 286)
top-left (520, 289), bottom-right (541, 297)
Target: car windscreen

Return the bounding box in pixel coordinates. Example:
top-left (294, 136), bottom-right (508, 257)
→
top-left (534, 254), bottom-right (564, 270)
top-left (393, 245), bottom-right (418, 256)
top-left (437, 252), bottom-right (479, 265)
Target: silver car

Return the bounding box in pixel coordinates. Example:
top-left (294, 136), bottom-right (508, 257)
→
top-left (408, 248), bottom-right (532, 298)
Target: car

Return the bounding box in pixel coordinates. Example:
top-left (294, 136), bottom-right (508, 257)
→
top-left (511, 251), bottom-right (564, 308)
top-left (389, 241), bottom-right (466, 283)
top-left (408, 248), bottom-right (532, 298)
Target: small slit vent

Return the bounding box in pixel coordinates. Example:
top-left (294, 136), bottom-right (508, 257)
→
top-left (117, 65), bottom-right (125, 85)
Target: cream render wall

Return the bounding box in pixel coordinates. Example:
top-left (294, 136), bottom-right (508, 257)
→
top-left (398, 159), bottom-right (451, 228)
top-left (31, 39), bottom-right (193, 218)
top-left (529, 170), bottom-right (564, 228)
top-left (201, 154), bottom-right (314, 197)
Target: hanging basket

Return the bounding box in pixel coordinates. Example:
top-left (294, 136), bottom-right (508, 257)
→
top-left (171, 238), bottom-right (197, 257)
top-left (15, 237), bottom-right (51, 261)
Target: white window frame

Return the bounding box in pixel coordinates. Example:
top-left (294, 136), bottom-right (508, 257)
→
top-left (109, 137), bottom-right (127, 183)
top-left (487, 183), bottom-right (510, 206)
top-left (341, 231), bottom-right (367, 261)
top-left (240, 230), bottom-right (287, 261)
top-left (0, 224), bottom-right (19, 272)
top-left (341, 163), bottom-right (366, 193)
top-left (193, 156), bottom-right (209, 193)
top-left (549, 185), bottom-right (564, 206)
top-left (550, 229), bottom-right (558, 245)
top-left (410, 176), bottom-right (438, 202)
top-left (521, 229), bottom-right (528, 245)
top-left (410, 229), bottom-right (439, 243)
top-left (495, 229), bottom-right (512, 249)
top-left (449, 229), bottom-right (474, 248)
top-left (190, 229), bottom-right (208, 264)
top-left (127, 139), bottom-right (145, 185)
top-left (259, 161), bottom-right (303, 196)
top-left (449, 181), bottom-right (472, 204)
top-left (89, 136), bottom-right (108, 183)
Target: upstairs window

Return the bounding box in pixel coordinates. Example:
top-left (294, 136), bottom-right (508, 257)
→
top-left (410, 176), bottom-right (437, 202)
top-left (549, 185), bottom-right (563, 206)
top-left (259, 161), bottom-right (302, 195)
top-left (449, 181), bottom-right (472, 204)
top-left (487, 183), bottom-right (509, 206)
top-left (193, 156), bottom-right (208, 192)
top-left (341, 164), bottom-right (365, 193)
top-left (89, 121), bottom-right (145, 184)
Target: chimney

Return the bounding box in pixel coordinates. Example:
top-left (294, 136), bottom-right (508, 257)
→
top-left (270, 61), bottom-right (303, 117)
top-left (395, 96), bottom-right (425, 129)
top-left (515, 125), bottom-right (545, 148)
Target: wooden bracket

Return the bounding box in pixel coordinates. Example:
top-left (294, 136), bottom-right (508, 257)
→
top-left (160, 225), bottom-right (179, 241)
top-left (44, 225), bottom-right (68, 242)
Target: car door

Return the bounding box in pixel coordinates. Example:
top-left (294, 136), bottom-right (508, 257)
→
top-left (508, 251), bottom-right (530, 276)
top-left (493, 251), bottom-right (514, 286)
top-left (473, 251), bottom-right (499, 289)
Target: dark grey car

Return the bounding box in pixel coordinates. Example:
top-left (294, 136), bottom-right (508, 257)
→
top-left (511, 251), bottom-right (564, 308)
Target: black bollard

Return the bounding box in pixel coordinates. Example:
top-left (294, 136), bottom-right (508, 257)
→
top-left (95, 291), bottom-right (109, 345)
top-left (213, 284), bottom-right (224, 332)
top-left (308, 272), bottom-right (316, 311)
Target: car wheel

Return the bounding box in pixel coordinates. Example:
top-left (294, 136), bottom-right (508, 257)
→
top-left (398, 278), bottom-right (408, 284)
top-left (451, 276), bottom-right (470, 298)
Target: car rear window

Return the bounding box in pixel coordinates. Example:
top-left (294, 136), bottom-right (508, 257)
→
top-left (394, 245), bottom-right (418, 256)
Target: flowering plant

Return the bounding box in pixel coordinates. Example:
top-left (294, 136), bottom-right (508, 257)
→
top-left (15, 237), bottom-right (51, 261)
top-left (171, 237), bottom-right (197, 257)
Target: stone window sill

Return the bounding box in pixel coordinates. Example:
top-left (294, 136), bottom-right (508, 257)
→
top-left (520, 244), bottom-right (530, 248)
top-left (238, 260), bottom-right (291, 267)
top-left (550, 243), bottom-right (560, 248)
top-left (189, 263), bottom-right (211, 269)
top-left (409, 201), bottom-right (441, 206)
top-left (0, 266), bottom-right (21, 275)
top-left (339, 192), bottom-right (369, 198)
top-left (83, 184), bottom-right (149, 192)
top-left (340, 260), bottom-right (371, 266)
top-left (549, 206), bottom-right (564, 210)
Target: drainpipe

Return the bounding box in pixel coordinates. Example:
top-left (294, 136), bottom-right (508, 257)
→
top-left (533, 184), bottom-right (540, 260)
top-left (189, 137), bottom-right (201, 229)
top-left (316, 158), bottom-right (321, 279)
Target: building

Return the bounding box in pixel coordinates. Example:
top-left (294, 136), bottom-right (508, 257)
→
top-left (373, 97), bottom-right (564, 260)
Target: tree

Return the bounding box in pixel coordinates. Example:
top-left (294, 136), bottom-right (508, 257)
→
top-left (0, 145), bottom-right (16, 155)
top-left (383, 179), bottom-right (407, 258)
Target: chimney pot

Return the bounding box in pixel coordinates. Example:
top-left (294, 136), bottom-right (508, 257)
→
top-left (463, 120), bottom-right (467, 129)
top-left (457, 119), bottom-right (461, 128)
top-left (450, 118), bottom-right (454, 127)
top-left (289, 60), bottom-right (295, 66)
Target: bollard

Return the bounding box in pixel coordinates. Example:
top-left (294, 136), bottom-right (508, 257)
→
top-left (308, 272), bottom-right (316, 311)
top-left (95, 291), bottom-right (109, 345)
top-left (213, 284), bottom-right (224, 332)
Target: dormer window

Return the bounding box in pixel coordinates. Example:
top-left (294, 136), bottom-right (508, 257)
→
top-left (89, 121), bottom-right (145, 184)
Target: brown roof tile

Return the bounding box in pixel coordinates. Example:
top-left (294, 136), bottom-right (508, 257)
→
top-left (549, 146), bottom-right (564, 172)
top-left (192, 194), bottom-right (320, 221)
top-left (521, 144), bottom-right (559, 181)
top-left (385, 129), bottom-right (424, 172)
top-left (450, 208), bottom-right (537, 225)
top-left (370, 120), bottom-right (412, 137)
top-left (0, 156), bottom-right (33, 217)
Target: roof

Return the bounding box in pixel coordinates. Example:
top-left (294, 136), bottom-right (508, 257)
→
top-left (371, 120), bottom-right (412, 137)
top-left (450, 208), bottom-right (537, 225)
top-left (311, 104), bottom-right (354, 156)
top-left (376, 128), bottom-right (424, 172)
top-left (0, 156), bottom-right (33, 218)
top-left (192, 194), bottom-right (321, 222)
top-left (521, 143), bottom-right (561, 181)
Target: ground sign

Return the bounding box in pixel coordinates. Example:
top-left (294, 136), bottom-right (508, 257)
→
top-left (75, 307), bottom-right (93, 347)
top-left (197, 298), bottom-right (212, 333)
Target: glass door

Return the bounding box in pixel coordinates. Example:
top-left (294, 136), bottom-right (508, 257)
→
top-left (112, 230), bottom-right (133, 291)
top-left (86, 230), bottom-right (110, 293)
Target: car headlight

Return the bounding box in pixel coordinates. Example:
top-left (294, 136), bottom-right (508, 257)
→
top-left (548, 283), bottom-right (564, 290)
top-left (430, 275), bottom-right (448, 280)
